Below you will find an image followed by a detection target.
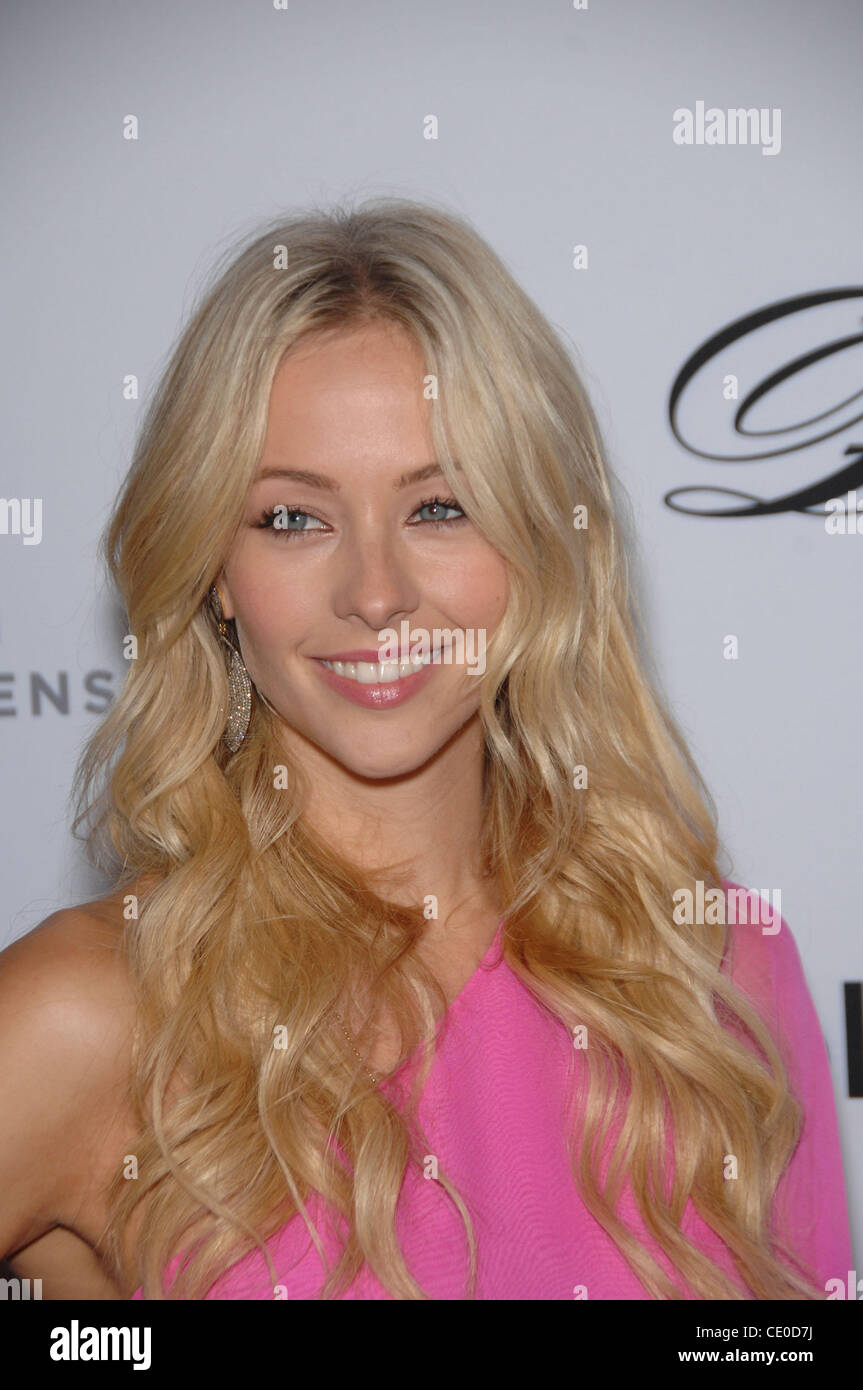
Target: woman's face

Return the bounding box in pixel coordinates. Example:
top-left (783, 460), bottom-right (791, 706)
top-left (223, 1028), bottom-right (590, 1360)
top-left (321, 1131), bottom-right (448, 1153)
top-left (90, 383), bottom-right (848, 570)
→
top-left (218, 321), bottom-right (509, 780)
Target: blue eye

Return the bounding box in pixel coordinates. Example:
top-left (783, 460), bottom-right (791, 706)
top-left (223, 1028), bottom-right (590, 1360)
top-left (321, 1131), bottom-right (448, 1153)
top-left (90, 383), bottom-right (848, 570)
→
top-left (411, 496), bottom-right (467, 527)
top-left (255, 495), bottom-right (468, 540)
top-left (256, 506), bottom-right (325, 536)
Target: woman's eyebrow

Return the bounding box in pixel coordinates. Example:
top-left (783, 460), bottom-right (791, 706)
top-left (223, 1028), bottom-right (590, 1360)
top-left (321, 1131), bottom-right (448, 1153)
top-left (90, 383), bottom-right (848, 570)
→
top-left (253, 461), bottom-right (457, 491)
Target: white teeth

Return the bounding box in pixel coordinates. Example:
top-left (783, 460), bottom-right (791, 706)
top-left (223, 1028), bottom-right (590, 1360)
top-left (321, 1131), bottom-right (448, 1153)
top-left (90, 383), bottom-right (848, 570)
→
top-left (321, 650), bottom-right (441, 683)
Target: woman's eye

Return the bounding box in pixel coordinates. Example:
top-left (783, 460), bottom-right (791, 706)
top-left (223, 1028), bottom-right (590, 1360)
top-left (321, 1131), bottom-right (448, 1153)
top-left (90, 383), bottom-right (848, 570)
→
top-left (255, 495), bottom-right (467, 539)
top-left (256, 506), bottom-right (326, 537)
top-left (411, 496), bottom-right (467, 527)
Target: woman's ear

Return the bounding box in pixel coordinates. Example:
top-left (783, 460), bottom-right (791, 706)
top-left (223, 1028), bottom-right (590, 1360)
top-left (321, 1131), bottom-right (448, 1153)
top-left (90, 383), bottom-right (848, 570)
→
top-left (213, 573), bottom-right (235, 621)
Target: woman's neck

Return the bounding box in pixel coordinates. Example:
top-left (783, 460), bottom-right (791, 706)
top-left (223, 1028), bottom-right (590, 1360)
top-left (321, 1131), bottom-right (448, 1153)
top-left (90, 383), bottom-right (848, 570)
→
top-left (281, 709), bottom-right (493, 926)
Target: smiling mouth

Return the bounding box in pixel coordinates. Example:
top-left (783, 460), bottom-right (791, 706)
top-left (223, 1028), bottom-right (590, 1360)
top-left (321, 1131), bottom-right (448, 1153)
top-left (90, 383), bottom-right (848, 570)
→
top-left (318, 650), bottom-right (443, 684)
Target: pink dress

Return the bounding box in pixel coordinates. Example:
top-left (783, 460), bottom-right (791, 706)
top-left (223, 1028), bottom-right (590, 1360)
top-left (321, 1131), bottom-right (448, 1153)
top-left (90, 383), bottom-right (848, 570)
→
top-left (132, 881), bottom-right (852, 1299)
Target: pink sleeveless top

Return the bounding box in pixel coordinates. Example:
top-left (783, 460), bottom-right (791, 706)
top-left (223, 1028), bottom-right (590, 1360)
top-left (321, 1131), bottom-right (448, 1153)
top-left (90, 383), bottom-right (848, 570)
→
top-left (132, 882), bottom-right (852, 1299)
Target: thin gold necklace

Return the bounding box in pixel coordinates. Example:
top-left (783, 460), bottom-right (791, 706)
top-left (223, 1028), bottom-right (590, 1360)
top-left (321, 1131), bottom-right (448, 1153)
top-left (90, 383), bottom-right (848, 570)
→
top-left (332, 1008), bottom-right (380, 1088)
top-left (330, 912), bottom-right (503, 1089)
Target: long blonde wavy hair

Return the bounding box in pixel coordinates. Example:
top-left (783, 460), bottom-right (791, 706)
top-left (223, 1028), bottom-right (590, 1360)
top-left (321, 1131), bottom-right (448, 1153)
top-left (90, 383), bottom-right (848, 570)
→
top-left (72, 196), bottom-right (822, 1300)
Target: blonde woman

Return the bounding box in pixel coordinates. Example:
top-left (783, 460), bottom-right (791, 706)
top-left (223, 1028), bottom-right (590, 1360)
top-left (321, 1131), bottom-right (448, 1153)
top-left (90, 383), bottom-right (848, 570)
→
top-left (0, 199), bottom-right (851, 1301)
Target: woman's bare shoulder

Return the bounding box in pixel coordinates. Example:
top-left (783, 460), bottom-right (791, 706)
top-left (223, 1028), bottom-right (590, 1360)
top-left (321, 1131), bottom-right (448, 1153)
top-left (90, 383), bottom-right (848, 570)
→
top-left (2, 880), bottom-right (156, 1026)
top-left (0, 882), bottom-right (157, 1260)
top-left (3, 893), bottom-right (135, 1004)
top-left (0, 876), bottom-right (169, 1086)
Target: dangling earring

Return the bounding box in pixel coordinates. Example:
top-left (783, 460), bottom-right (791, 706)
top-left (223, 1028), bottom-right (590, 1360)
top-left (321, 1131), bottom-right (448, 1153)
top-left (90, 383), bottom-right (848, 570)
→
top-left (209, 584), bottom-right (252, 753)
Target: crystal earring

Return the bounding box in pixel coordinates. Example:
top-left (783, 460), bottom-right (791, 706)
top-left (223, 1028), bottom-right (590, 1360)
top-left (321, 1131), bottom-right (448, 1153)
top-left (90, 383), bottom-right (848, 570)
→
top-left (209, 584), bottom-right (252, 753)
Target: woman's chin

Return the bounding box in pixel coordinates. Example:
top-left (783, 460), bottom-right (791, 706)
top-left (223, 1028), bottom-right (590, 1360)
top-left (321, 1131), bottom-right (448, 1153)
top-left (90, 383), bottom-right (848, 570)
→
top-left (328, 747), bottom-right (443, 782)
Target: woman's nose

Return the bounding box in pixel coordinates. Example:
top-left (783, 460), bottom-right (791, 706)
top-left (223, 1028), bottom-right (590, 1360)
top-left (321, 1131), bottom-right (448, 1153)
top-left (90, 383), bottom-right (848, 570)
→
top-left (330, 530), bottom-right (421, 633)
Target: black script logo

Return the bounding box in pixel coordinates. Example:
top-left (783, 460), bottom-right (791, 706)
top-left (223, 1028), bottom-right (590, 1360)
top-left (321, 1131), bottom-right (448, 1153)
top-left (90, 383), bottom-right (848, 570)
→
top-left (666, 287), bottom-right (863, 517)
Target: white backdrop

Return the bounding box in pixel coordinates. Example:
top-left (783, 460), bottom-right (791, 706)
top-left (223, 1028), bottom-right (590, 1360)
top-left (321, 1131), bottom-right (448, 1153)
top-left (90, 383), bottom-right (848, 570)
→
top-left (1, 0), bottom-right (860, 1267)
